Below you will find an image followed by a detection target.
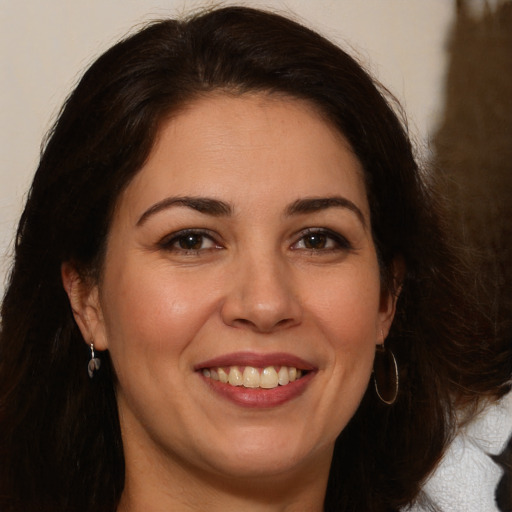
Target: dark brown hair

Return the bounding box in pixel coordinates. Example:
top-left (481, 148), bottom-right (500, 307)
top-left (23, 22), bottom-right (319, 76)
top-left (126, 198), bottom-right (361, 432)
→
top-left (0, 6), bottom-right (509, 512)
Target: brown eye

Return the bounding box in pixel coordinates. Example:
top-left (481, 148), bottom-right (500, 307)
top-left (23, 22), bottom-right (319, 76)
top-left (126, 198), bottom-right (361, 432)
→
top-left (159, 230), bottom-right (220, 253)
top-left (177, 233), bottom-right (205, 250)
top-left (303, 233), bottom-right (328, 249)
top-left (292, 228), bottom-right (352, 252)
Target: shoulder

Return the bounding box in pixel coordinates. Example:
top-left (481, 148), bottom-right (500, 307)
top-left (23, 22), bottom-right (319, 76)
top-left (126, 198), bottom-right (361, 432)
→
top-left (405, 390), bottom-right (512, 512)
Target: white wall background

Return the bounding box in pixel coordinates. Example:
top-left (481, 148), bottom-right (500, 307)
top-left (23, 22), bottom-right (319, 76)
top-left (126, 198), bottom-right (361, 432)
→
top-left (0, 0), bottom-right (455, 296)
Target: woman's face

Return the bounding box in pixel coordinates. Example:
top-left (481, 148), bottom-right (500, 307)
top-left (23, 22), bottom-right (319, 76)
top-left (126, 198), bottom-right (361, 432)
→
top-left (75, 93), bottom-right (396, 484)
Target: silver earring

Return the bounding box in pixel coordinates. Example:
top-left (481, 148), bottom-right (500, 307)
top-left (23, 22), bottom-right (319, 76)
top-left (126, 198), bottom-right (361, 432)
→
top-left (373, 343), bottom-right (399, 405)
top-left (88, 343), bottom-right (101, 379)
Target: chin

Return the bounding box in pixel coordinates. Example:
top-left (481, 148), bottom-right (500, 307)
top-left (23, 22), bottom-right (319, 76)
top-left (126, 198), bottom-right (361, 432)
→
top-left (201, 427), bottom-right (332, 480)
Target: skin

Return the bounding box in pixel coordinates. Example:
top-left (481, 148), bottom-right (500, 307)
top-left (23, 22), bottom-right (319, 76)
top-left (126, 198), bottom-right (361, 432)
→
top-left (64, 93), bottom-right (398, 511)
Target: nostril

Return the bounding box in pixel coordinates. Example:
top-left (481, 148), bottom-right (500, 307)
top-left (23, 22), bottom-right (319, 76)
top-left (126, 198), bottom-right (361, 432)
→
top-left (230, 316), bottom-right (296, 333)
top-left (232, 318), bottom-right (253, 328)
top-left (275, 318), bottom-right (294, 328)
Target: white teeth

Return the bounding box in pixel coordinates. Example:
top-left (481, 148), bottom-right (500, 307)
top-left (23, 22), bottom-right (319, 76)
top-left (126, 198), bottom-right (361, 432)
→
top-left (243, 366), bottom-right (260, 388)
top-left (260, 367), bottom-right (279, 389)
top-left (277, 366), bottom-right (289, 386)
top-left (228, 367), bottom-right (243, 386)
top-left (218, 367), bottom-right (229, 383)
top-left (204, 365), bottom-right (305, 388)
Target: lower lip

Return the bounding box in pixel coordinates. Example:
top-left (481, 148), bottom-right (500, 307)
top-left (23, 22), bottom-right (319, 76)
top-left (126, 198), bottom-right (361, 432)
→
top-left (200, 372), bottom-right (315, 408)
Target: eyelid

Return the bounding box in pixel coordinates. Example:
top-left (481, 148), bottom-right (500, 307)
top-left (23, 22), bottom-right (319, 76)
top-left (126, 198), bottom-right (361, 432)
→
top-left (157, 227), bottom-right (352, 253)
top-left (291, 227), bottom-right (352, 251)
top-left (158, 228), bottom-right (223, 251)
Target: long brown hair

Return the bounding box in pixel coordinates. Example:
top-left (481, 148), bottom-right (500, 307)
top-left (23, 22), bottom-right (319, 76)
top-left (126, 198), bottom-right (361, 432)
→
top-left (0, 7), bottom-right (510, 511)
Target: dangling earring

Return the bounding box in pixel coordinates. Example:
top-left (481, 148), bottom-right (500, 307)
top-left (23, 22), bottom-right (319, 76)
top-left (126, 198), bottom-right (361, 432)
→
top-left (373, 341), bottom-right (399, 405)
top-left (88, 343), bottom-right (101, 379)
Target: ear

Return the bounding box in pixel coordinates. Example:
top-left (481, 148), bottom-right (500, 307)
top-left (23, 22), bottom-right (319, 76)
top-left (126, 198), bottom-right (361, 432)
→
top-left (378, 256), bottom-right (405, 341)
top-left (61, 262), bottom-right (108, 351)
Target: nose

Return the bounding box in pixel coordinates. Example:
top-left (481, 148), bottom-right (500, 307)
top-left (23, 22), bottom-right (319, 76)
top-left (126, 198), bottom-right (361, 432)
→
top-left (220, 252), bottom-right (303, 333)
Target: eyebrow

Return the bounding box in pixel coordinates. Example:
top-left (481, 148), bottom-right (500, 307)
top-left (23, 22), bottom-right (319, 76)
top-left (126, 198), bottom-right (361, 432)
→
top-left (136, 196), bottom-right (232, 226)
top-left (285, 196), bottom-right (366, 228)
top-left (136, 194), bottom-right (366, 228)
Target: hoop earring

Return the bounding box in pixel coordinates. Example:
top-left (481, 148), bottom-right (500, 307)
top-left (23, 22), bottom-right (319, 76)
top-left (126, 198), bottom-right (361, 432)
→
top-left (373, 343), bottom-right (398, 405)
top-left (88, 343), bottom-right (101, 379)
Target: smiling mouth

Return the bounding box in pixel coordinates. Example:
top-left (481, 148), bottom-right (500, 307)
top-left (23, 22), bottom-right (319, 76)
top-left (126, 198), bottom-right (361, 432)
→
top-left (202, 366), bottom-right (305, 389)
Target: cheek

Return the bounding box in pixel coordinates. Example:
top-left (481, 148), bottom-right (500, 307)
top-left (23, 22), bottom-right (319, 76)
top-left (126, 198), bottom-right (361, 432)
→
top-left (303, 265), bottom-right (381, 402)
top-left (298, 281), bottom-right (379, 445)
top-left (99, 262), bottom-right (219, 374)
top-left (305, 267), bottom-right (382, 346)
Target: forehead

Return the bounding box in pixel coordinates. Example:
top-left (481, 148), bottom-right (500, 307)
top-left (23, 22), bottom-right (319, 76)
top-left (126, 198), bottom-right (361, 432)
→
top-left (118, 92), bottom-right (369, 219)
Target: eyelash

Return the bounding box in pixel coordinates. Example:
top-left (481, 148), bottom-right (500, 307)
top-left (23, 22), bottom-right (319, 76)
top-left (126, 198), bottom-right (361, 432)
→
top-left (158, 229), bottom-right (222, 254)
top-left (158, 228), bottom-right (352, 255)
top-left (291, 228), bottom-right (352, 253)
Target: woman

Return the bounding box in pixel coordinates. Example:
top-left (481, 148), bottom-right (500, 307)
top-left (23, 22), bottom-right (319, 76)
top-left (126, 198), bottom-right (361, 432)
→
top-left (0, 6), bottom-right (509, 512)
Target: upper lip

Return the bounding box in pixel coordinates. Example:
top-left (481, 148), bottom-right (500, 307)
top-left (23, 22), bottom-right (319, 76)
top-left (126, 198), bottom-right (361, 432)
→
top-left (194, 351), bottom-right (317, 371)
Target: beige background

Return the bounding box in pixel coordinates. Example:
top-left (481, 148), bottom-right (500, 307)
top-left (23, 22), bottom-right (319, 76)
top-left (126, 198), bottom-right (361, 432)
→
top-left (0, 0), bottom-right (456, 296)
